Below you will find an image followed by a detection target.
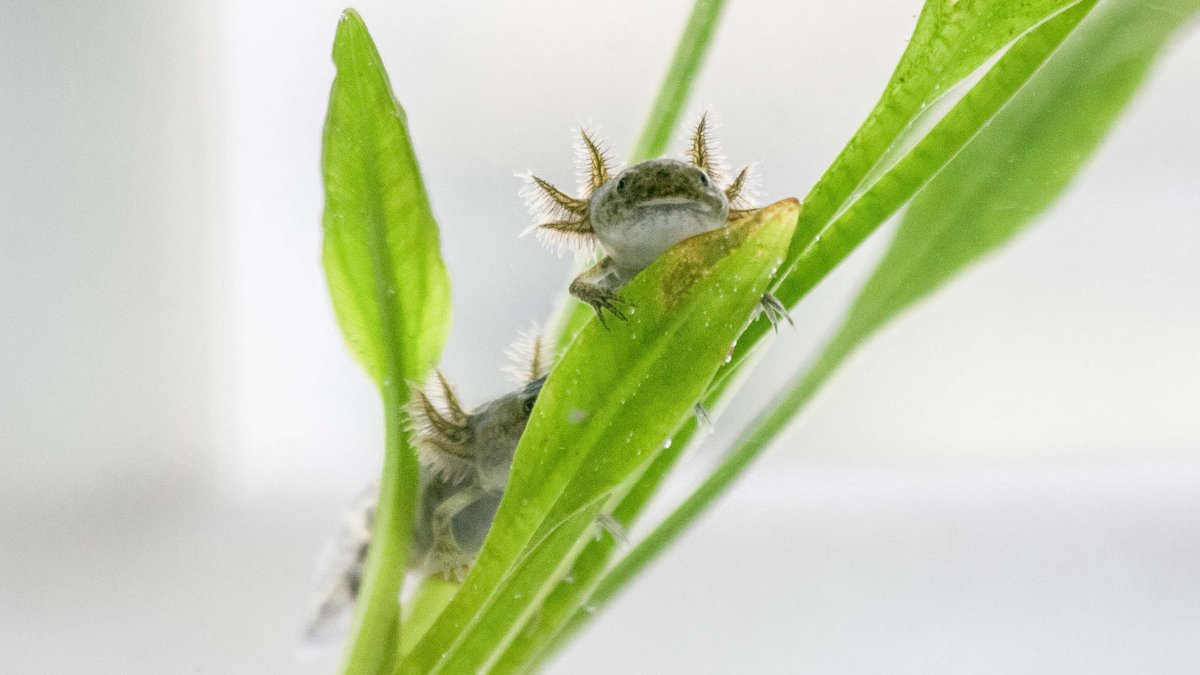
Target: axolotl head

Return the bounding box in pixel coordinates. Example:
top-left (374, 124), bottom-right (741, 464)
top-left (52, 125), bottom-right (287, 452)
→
top-left (470, 375), bottom-right (545, 494)
top-left (588, 158), bottom-right (729, 275)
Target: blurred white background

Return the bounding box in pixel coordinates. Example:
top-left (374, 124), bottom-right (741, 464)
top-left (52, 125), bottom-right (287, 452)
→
top-left (2, 1), bottom-right (1198, 672)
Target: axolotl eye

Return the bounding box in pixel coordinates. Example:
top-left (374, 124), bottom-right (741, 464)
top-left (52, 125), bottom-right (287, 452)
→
top-left (616, 176), bottom-right (628, 192)
top-left (697, 171), bottom-right (710, 187)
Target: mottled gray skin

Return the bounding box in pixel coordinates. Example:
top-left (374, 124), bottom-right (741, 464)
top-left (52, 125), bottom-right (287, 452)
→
top-left (305, 377), bottom-right (544, 645)
top-left (588, 158), bottom-right (730, 280)
top-left (461, 384), bottom-right (542, 494)
top-left (409, 377), bottom-right (544, 573)
top-left (408, 476), bottom-right (501, 574)
top-left (575, 158), bottom-right (790, 329)
top-left (570, 159), bottom-right (730, 322)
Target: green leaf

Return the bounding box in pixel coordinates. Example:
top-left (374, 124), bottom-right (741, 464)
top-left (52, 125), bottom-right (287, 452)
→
top-left (652, 0), bottom-right (1108, 498)
top-left (546, 0), bottom-right (1198, 657)
top-left (321, 9), bottom-right (452, 675)
top-left (492, 417), bottom-right (702, 671)
top-left (402, 200), bottom-right (800, 673)
top-left (837, 0), bottom-right (1200, 348)
top-left (789, 0), bottom-right (1096, 264)
top-left (323, 11), bottom-right (451, 387)
top-left (699, 0), bottom-right (1110, 398)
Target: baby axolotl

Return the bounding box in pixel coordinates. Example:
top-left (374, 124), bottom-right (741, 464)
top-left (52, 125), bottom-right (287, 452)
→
top-left (304, 335), bottom-right (549, 646)
top-left (523, 115), bottom-right (790, 327)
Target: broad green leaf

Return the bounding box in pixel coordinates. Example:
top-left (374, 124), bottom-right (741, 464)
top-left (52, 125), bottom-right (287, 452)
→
top-left (494, 421), bottom-right (702, 671)
top-left (403, 200), bottom-right (800, 673)
top-left (321, 10), bottom-right (451, 674)
top-left (323, 11), bottom-right (451, 386)
top-left (544, 0), bottom-right (1198, 661)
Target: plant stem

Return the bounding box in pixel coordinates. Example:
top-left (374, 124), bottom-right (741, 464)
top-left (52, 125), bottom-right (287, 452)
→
top-left (340, 384), bottom-right (417, 675)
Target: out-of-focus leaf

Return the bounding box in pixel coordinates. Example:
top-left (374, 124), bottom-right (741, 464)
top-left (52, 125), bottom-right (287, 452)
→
top-left (632, 0), bottom-right (729, 160)
top-left (402, 200), bottom-right (800, 673)
top-left (321, 9), bottom-right (451, 675)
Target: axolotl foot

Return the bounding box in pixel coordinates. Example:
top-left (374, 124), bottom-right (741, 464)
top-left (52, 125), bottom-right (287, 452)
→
top-left (427, 541), bottom-right (474, 583)
top-left (758, 293), bottom-right (794, 331)
top-left (570, 279), bottom-right (634, 329)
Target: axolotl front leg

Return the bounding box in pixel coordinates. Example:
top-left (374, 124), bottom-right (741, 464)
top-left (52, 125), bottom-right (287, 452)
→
top-left (569, 256), bottom-right (634, 328)
top-left (571, 256), bottom-right (791, 331)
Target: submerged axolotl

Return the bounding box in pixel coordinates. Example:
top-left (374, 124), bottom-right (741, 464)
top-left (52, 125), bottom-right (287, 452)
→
top-left (304, 336), bottom-right (549, 646)
top-left (523, 115), bottom-right (790, 327)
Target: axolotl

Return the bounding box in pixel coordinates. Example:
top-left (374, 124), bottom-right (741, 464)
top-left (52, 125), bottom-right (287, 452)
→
top-left (523, 115), bottom-right (789, 327)
top-left (304, 340), bottom-right (548, 646)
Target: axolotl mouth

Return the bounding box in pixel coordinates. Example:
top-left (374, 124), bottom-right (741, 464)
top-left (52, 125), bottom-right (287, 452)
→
top-left (601, 200), bottom-right (729, 273)
top-left (633, 196), bottom-right (717, 213)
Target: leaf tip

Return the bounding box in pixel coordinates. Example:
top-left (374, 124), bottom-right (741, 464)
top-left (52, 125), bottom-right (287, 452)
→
top-left (740, 197), bottom-right (801, 230)
top-left (334, 8), bottom-right (369, 54)
top-left (338, 7), bottom-right (364, 27)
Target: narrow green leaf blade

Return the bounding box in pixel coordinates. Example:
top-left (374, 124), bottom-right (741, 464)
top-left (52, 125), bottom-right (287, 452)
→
top-left (321, 9), bottom-right (452, 674)
top-left (631, 0), bottom-right (729, 161)
top-left (691, 0), bottom-right (1098, 415)
top-left (837, 0), bottom-right (1200, 349)
top-left (680, 0), bottom-right (1105, 417)
top-left (790, 0), bottom-right (1095, 263)
top-left (404, 200), bottom-right (800, 673)
top-left (778, 0), bottom-right (1098, 308)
